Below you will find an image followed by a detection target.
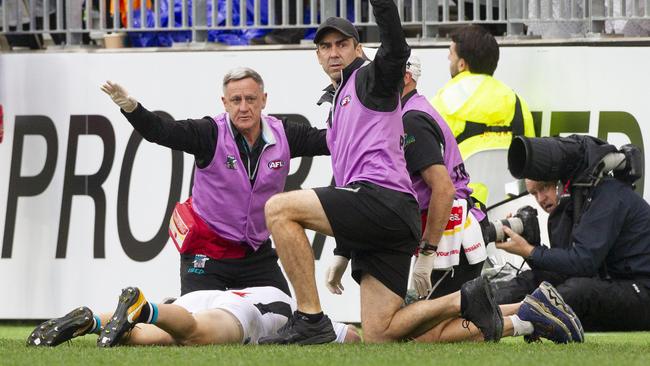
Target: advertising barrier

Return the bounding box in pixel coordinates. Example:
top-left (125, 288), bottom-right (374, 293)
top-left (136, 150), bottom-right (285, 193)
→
top-left (0, 46), bottom-right (648, 320)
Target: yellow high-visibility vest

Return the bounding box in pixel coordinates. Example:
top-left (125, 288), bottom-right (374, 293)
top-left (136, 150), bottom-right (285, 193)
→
top-left (431, 71), bottom-right (535, 159)
top-left (432, 71), bottom-right (535, 205)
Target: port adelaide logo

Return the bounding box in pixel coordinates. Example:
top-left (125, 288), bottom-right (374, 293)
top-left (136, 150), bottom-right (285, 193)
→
top-left (268, 160), bottom-right (286, 170)
top-left (225, 155), bottom-right (237, 170)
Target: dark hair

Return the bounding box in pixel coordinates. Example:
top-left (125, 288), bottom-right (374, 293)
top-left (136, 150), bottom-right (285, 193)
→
top-left (450, 25), bottom-right (499, 75)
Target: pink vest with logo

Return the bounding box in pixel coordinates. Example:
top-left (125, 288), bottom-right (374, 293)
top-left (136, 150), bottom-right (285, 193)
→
top-left (327, 69), bottom-right (415, 196)
top-left (192, 113), bottom-right (290, 250)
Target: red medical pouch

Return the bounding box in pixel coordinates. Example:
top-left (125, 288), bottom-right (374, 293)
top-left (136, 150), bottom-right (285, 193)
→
top-left (168, 198), bottom-right (247, 259)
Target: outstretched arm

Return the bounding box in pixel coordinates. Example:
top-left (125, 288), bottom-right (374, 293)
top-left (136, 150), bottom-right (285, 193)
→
top-left (283, 119), bottom-right (330, 158)
top-left (100, 81), bottom-right (217, 167)
top-left (101, 81), bottom-right (138, 112)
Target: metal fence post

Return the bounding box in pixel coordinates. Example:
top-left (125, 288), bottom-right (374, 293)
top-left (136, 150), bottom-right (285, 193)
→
top-left (65, 0), bottom-right (84, 45)
top-left (193, 0), bottom-right (208, 42)
top-left (589, 0), bottom-right (606, 34)
top-left (422, 0), bottom-right (439, 38)
top-left (320, 0), bottom-right (337, 19)
top-left (507, 0), bottom-right (525, 35)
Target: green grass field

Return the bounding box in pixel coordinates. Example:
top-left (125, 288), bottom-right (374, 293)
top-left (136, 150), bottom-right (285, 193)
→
top-left (2, 324), bottom-right (650, 366)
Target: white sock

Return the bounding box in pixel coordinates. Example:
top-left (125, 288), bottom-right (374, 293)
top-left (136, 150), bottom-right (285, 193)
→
top-left (509, 314), bottom-right (534, 336)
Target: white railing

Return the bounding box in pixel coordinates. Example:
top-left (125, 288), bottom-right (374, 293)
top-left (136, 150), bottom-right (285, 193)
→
top-left (1, 0), bottom-right (649, 46)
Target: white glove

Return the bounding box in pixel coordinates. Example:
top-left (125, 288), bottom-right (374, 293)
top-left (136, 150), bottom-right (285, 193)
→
top-left (325, 255), bottom-right (349, 295)
top-left (100, 80), bottom-right (138, 113)
top-left (411, 252), bottom-right (436, 298)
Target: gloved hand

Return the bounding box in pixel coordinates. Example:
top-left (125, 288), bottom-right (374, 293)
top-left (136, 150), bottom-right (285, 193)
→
top-left (325, 255), bottom-right (349, 295)
top-left (411, 252), bottom-right (436, 298)
top-left (100, 81), bottom-right (138, 113)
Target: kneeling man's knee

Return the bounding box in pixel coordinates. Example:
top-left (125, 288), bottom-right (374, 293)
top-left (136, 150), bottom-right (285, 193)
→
top-left (265, 194), bottom-right (287, 227)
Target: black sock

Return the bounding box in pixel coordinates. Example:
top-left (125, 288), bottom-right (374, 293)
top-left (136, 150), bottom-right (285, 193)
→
top-left (296, 310), bottom-right (324, 324)
top-left (136, 302), bottom-right (158, 324)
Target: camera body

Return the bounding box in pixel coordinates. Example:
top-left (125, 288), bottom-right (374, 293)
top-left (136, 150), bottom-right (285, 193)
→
top-left (484, 205), bottom-right (541, 245)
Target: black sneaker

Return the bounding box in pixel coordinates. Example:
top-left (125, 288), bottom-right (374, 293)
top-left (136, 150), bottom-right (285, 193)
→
top-left (27, 307), bottom-right (95, 347)
top-left (460, 276), bottom-right (503, 342)
top-left (258, 311), bottom-right (336, 345)
top-left (97, 287), bottom-right (147, 347)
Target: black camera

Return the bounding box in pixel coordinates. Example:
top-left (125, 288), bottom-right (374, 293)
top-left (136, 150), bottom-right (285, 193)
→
top-left (507, 135), bottom-right (643, 186)
top-left (507, 134), bottom-right (643, 224)
top-left (484, 205), bottom-right (541, 245)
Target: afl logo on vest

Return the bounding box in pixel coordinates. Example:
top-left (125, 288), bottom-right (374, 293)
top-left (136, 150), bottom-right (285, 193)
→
top-left (268, 160), bottom-right (286, 170)
top-left (340, 95), bottom-right (352, 107)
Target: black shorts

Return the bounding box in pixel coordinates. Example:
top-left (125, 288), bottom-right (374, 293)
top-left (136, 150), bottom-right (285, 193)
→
top-left (179, 240), bottom-right (291, 296)
top-left (314, 181), bottom-right (421, 298)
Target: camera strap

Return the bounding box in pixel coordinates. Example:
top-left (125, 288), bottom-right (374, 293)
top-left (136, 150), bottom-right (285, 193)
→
top-left (571, 185), bottom-right (597, 228)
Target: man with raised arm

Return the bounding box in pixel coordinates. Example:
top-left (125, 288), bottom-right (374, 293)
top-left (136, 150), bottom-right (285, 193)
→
top-left (261, 0), bottom-right (504, 344)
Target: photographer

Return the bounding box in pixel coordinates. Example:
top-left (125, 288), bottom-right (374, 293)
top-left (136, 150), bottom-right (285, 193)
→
top-left (493, 137), bottom-right (650, 331)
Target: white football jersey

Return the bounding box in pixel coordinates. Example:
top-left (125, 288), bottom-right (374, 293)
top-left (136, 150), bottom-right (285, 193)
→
top-left (173, 286), bottom-right (348, 344)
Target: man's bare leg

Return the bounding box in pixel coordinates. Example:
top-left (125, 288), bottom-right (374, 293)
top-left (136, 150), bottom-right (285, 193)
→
top-left (344, 324), bottom-right (362, 343)
top-left (360, 274), bottom-right (461, 343)
top-left (123, 324), bottom-right (175, 345)
top-left (265, 189), bottom-right (333, 313)
top-left (125, 306), bottom-right (243, 345)
top-left (29, 302), bottom-right (242, 347)
top-left (413, 303), bottom-right (520, 343)
top-left (85, 309), bottom-right (173, 346)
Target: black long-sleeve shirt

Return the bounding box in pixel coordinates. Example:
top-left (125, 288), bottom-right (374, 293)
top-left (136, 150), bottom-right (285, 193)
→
top-left (122, 104), bottom-right (329, 183)
top-left (530, 178), bottom-right (650, 279)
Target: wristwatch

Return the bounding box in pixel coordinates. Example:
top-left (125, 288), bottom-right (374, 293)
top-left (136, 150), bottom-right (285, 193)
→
top-left (419, 240), bottom-right (437, 256)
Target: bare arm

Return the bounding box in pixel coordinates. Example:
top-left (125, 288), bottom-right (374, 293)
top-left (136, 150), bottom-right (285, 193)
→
top-left (421, 164), bottom-right (456, 246)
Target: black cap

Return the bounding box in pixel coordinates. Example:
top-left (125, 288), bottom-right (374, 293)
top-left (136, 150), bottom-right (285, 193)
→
top-left (313, 17), bottom-right (360, 44)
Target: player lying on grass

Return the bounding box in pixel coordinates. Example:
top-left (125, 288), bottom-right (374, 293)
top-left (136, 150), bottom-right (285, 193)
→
top-left (27, 277), bottom-right (581, 346)
top-left (27, 286), bottom-right (359, 347)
